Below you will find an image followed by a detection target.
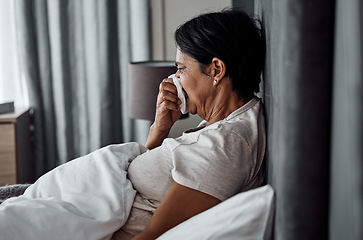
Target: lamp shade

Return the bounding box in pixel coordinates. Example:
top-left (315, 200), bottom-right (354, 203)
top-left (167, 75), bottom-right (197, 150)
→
top-left (129, 61), bottom-right (177, 120)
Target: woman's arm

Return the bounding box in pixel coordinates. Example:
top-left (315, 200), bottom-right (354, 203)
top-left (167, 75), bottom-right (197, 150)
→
top-left (145, 78), bottom-right (181, 150)
top-left (132, 182), bottom-right (221, 240)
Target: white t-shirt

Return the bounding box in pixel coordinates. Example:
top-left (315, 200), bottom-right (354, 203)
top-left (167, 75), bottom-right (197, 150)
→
top-left (114, 97), bottom-right (266, 239)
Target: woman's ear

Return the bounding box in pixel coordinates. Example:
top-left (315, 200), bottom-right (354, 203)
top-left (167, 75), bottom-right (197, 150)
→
top-left (211, 57), bottom-right (226, 85)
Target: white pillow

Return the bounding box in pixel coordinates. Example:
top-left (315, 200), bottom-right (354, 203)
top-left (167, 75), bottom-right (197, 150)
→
top-left (157, 184), bottom-right (274, 240)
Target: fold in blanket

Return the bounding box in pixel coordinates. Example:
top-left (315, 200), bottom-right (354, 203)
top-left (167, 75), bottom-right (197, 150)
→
top-left (0, 143), bottom-right (147, 240)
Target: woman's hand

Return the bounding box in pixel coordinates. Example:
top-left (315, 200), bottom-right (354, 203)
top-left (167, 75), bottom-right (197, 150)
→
top-left (154, 77), bottom-right (182, 131)
top-left (145, 77), bottom-right (181, 150)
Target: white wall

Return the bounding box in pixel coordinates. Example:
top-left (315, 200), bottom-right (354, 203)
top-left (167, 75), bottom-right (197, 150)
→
top-left (151, 0), bottom-right (232, 137)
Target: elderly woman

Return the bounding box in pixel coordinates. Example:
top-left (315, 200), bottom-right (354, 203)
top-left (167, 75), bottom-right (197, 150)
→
top-left (116, 8), bottom-right (266, 240)
top-left (0, 8), bottom-right (265, 240)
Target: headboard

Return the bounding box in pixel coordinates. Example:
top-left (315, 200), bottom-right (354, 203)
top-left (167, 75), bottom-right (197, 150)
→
top-left (255, 0), bottom-right (349, 239)
top-left (255, 0), bottom-right (363, 240)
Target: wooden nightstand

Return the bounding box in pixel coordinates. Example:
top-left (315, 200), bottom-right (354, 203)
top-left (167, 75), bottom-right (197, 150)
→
top-left (0, 108), bottom-right (33, 186)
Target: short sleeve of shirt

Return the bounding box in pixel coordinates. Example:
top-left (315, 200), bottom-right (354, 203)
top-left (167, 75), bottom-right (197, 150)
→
top-left (166, 128), bottom-right (254, 201)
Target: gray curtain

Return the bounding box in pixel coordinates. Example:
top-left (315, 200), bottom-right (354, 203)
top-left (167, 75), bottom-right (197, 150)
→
top-left (255, 0), bottom-right (363, 239)
top-left (15, 0), bottom-right (151, 179)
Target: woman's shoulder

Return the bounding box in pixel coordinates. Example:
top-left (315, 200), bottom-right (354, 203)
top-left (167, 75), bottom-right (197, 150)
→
top-left (200, 97), bottom-right (265, 149)
top-left (208, 97), bottom-right (264, 136)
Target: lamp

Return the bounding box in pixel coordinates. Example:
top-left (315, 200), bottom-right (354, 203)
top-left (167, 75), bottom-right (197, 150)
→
top-left (129, 61), bottom-right (187, 120)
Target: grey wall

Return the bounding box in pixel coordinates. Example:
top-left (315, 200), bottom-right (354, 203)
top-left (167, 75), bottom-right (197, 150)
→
top-left (233, 0), bottom-right (254, 15)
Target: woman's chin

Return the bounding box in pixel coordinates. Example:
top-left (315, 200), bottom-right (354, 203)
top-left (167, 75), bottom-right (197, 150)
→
top-left (186, 99), bottom-right (197, 115)
top-left (187, 106), bottom-right (197, 115)
top-left (189, 110), bottom-right (197, 115)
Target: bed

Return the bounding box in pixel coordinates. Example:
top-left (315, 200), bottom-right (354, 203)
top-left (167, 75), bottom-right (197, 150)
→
top-left (0, 142), bottom-right (274, 240)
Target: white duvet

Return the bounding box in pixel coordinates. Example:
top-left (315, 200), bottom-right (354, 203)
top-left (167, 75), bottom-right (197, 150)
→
top-left (0, 143), bottom-right (147, 240)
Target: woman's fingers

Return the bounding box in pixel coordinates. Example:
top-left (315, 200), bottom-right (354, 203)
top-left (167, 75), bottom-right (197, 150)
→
top-left (157, 97), bottom-right (180, 111)
top-left (157, 79), bottom-right (181, 107)
top-left (157, 90), bottom-right (181, 106)
top-left (152, 77), bottom-right (182, 130)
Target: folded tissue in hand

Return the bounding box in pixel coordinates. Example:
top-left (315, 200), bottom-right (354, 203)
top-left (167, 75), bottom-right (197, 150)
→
top-left (169, 74), bottom-right (188, 114)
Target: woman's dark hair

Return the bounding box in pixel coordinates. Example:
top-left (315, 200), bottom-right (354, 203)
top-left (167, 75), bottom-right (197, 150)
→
top-left (174, 9), bottom-right (265, 98)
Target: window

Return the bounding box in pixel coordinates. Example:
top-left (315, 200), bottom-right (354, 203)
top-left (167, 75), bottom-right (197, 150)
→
top-left (0, 0), bottom-right (29, 108)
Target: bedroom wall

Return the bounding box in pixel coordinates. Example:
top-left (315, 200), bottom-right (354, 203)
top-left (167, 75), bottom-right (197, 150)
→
top-left (150, 0), bottom-right (235, 137)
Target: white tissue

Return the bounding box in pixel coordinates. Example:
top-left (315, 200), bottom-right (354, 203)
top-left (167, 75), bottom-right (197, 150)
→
top-left (169, 74), bottom-right (188, 114)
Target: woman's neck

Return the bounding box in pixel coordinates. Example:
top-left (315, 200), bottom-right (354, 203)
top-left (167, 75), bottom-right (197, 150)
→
top-left (205, 89), bottom-right (250, 126)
